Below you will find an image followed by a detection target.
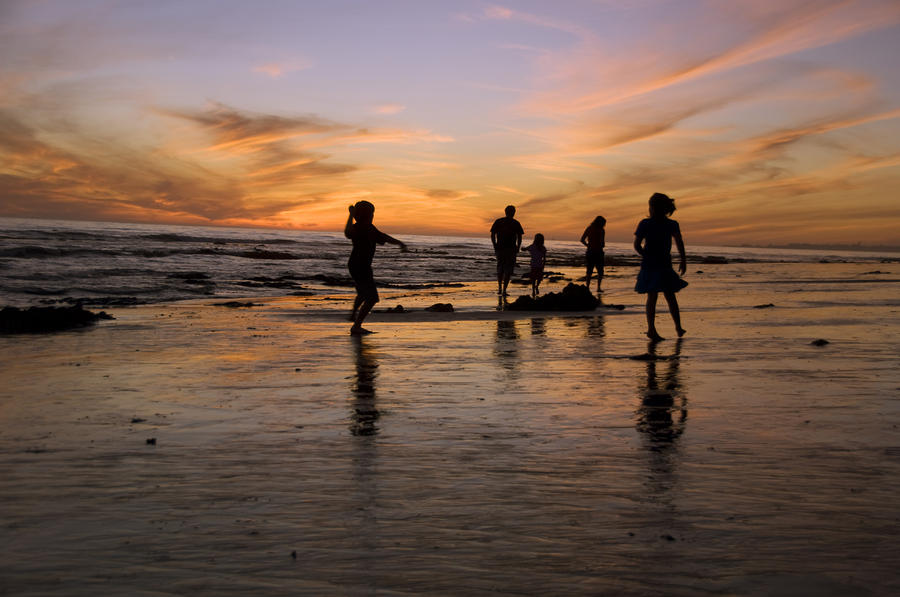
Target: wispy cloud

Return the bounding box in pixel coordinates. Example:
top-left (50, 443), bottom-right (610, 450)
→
top-left (1, 84), bottom-right (459, 229)
top-left (521, 0), bottom-right (900, 116)
top-left (373, 103), bottom-right (406, 115)
top-left (252, 59), bottom-right (312, 78)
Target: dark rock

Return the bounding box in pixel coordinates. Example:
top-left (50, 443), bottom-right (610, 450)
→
top-left (131, 417), bottom-right (147, 424)
top-left (601, 303), bottom-right (626, 310)
top-left (701, 256), bottom-right (728, 264)
top-left (0, 305), bottom-right (114, 334)
top-left (146, 438), bottom-right (156, 445)
top-left (810, 339), bottom-right (830, 346)
top-left (385, 305), bottom-right (406, 313)
top-left (508, 283), bottom-right (599, 311)
top-left (754, 303), bottom-right (775, 309)
top-left (425, 303), bottom-right (454, 312)
top-left (212, 301), bottom-right (257, 308)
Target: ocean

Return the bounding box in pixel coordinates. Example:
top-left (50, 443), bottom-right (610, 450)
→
top-left (1, 217), bottom-right (897, 308)
top-left (2, 217), bottom-right (900, 594)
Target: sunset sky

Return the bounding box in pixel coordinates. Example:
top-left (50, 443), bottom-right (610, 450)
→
top-left (2, 0), bottom-right (899, 246)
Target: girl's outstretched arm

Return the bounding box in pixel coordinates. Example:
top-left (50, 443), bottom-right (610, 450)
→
top-left (633, 236), bottom-right (644, 257)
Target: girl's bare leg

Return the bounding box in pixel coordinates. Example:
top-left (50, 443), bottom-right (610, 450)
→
top-left (664, 291), bottom-right (685, 336)
top-left (350, 294), bottom-right (364, 321)
top-left (645, 291), bottom-right (664, 341)
top-left (351, 300), bottom-right (376, 334)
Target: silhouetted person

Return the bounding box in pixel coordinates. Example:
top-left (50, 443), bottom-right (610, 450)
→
top-left (345, 201), bottom-right (407, 335)
top-left (580, 215), bottom-right (606, 293)
top-left (490, 205), bottom-right (524, 296)
top-left (523, 233), bottom-right (546, 297)
top-left (633, 193), bottom-right (687, 341)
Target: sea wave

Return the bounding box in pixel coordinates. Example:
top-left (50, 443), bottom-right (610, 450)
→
top-left (140, 232), bottom-right (300, 245)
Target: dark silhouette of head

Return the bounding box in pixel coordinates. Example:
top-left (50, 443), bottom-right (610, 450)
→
top-left (534, 233), bottom-right (544, 247)
top-left (649, 193), bottom-right (676, 217)
top-left (354, 200), bottom-right (375, 224)
top-left (592, 215), bottom-right (606, 227)
top-left (505, 205), bottom-right (516, 217)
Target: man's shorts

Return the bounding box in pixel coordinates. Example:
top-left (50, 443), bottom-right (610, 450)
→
top-left (349, 264), bottom-right (379, 304)
top-left (496, 247), bottom-right (518, 277)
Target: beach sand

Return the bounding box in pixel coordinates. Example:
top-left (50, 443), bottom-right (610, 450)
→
top-left (2, 263), bottom-right (899, 596)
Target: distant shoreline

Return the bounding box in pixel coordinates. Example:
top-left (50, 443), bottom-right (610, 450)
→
top-left (743, 242), bottom-right (900, 255)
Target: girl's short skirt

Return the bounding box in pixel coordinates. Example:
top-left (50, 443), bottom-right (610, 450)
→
top-left (635, 266), bottom-right (688, 294)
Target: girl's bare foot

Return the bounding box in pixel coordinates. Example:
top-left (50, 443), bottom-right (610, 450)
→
top-left (350, 326), bottom-right (375, 335)
top-left (676, 327), bottom-right (686, 337)
top-left (646, 330), bottom-right (665, 342)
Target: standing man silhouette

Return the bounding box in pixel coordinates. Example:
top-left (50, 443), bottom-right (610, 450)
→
top-left (490, 205), bottom-right (524, 296)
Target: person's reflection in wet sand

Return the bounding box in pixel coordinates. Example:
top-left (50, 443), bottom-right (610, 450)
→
top-left (636, 338), bottom-right (686, 493)
top-left (585, 315), bottom-right (605, 338)
top-left (350, 336), bottom-right (380, 437)
top-left (349, 336), bottom-right (378, 590)
top-left (494, 319), bottom-right (520, 373)
top-left (530, 317), bottom-right (546, 337)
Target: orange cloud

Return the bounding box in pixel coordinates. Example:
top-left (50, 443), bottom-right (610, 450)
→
top-left (252, 59), bottom-right (312, 78)
top-left (373, 103), bottom-right (406, 115)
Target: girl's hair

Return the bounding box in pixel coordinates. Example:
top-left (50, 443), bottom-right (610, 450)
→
top-left (534, 233), bottom-right (545, 246)
top-left (649, 192), bottom-right (676, 216)
top-left (592, 215), bottom-right (606, 227)
top-left (354, 200), bottom-right (375, 223)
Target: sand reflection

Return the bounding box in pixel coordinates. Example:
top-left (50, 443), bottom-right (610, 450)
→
top-left (494, 319), bottom-right (520, 372)
top-left (585, 315), bottom-right (605, 338)
top-left (636, 338), bottom-right (687, 492)
top-left (350, 336), bottom-right (380, 437)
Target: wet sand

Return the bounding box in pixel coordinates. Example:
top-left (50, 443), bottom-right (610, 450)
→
top-left (1, 263), bottom-right (899, 596)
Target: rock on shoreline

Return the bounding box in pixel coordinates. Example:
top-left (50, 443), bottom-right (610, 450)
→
top-left (0, 305), bottom-right (114, 334)
top-left (508, 283), bottom-right (600, 311)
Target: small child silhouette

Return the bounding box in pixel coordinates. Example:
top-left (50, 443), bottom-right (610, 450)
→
top-left (524, 233), bottom-right (546, 297)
